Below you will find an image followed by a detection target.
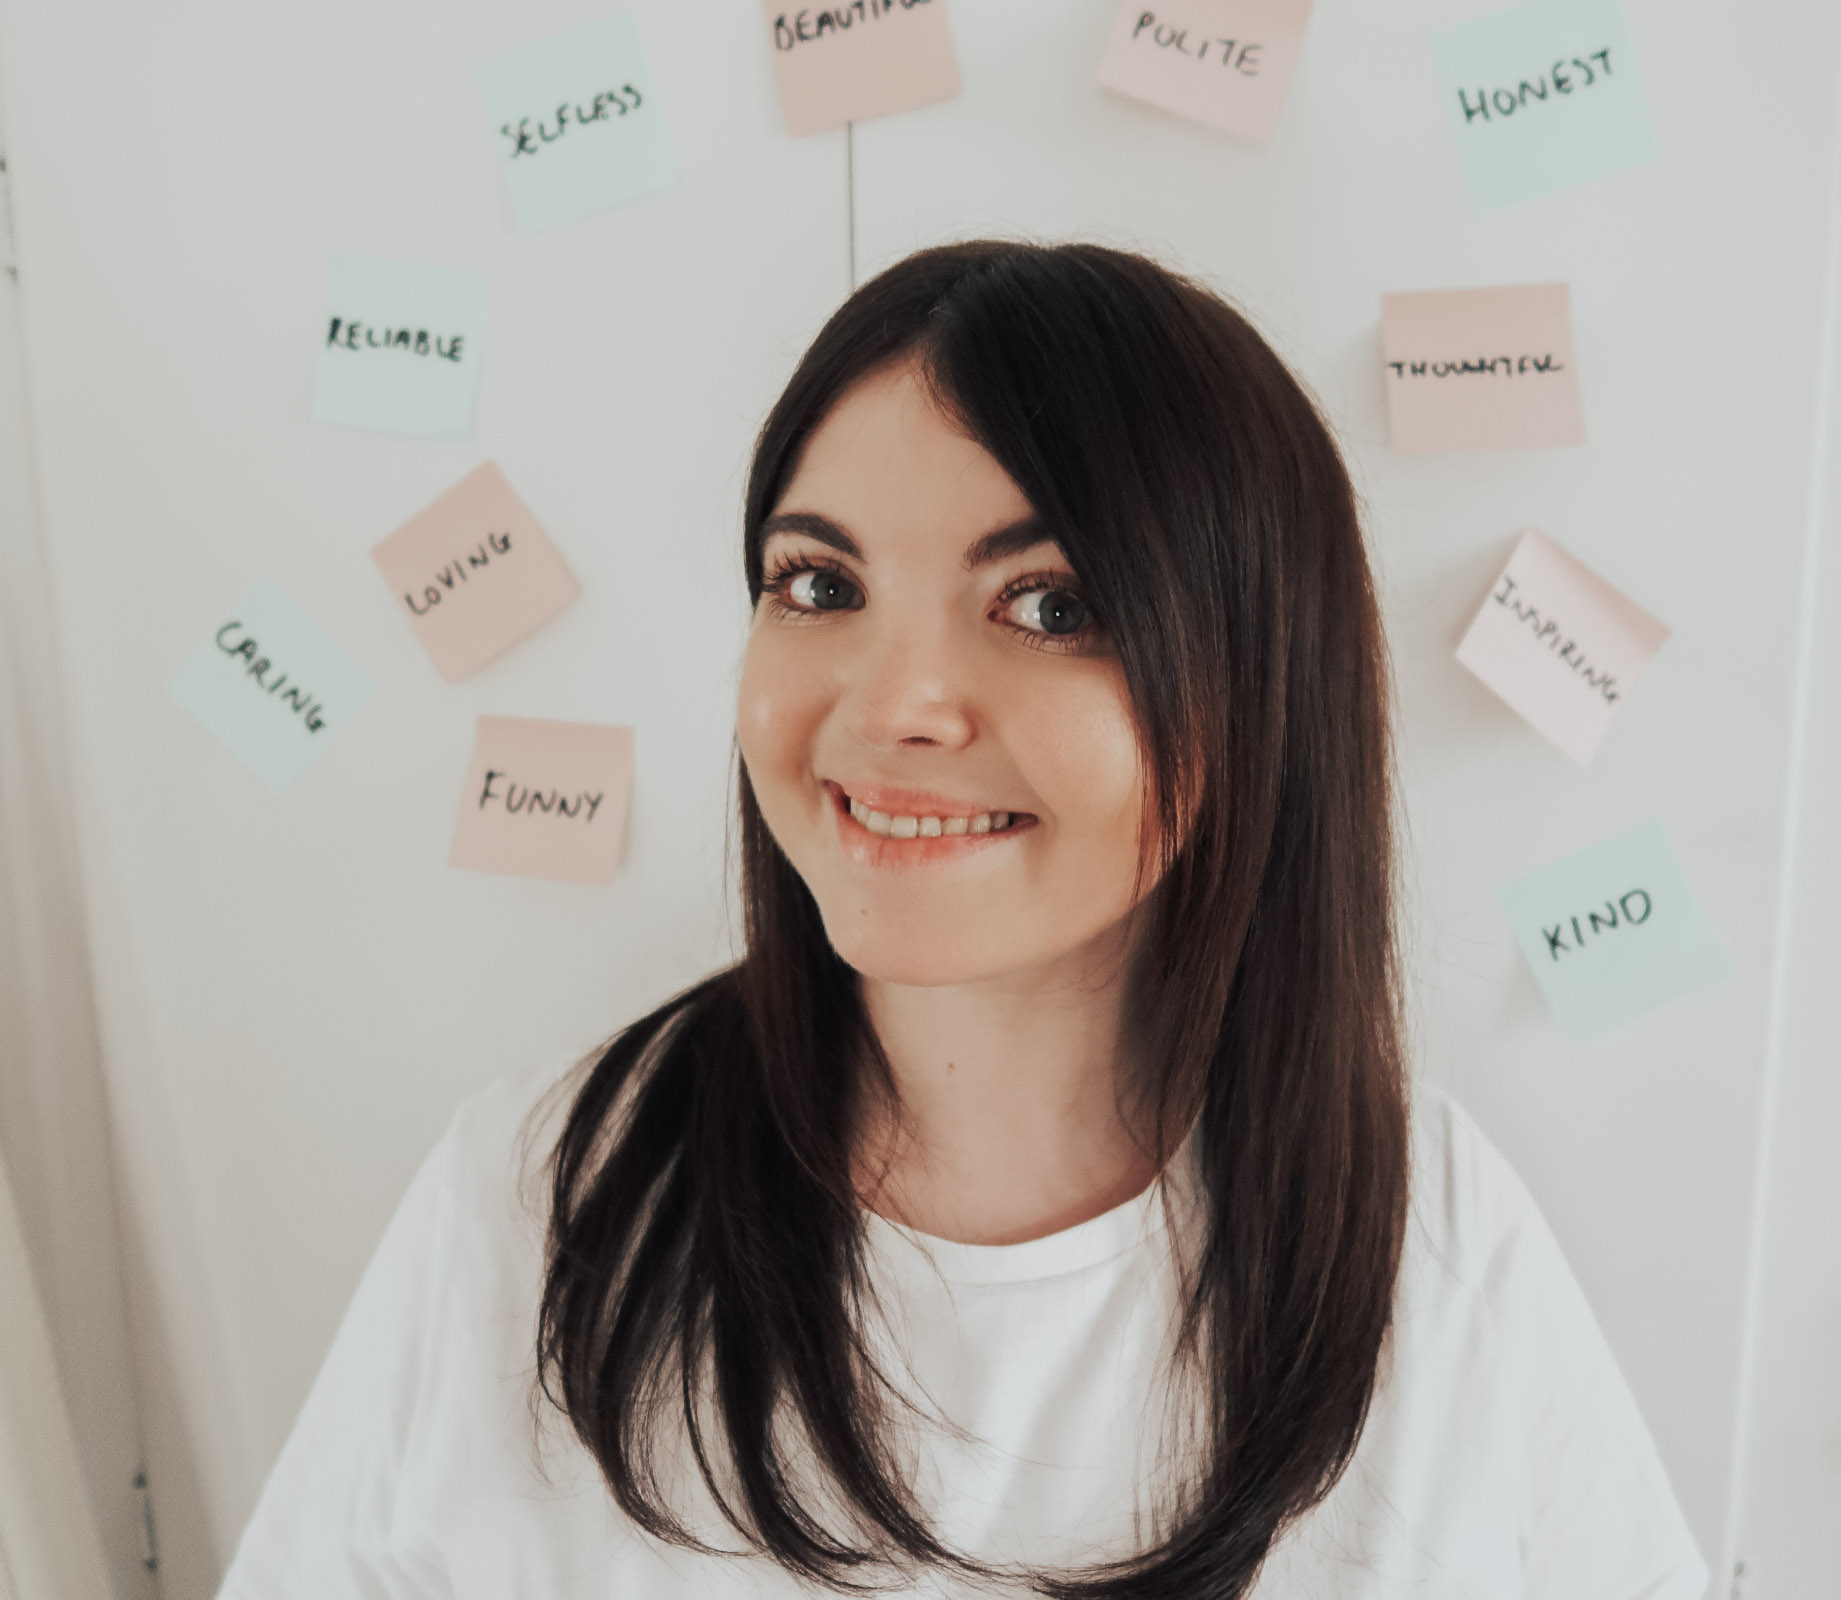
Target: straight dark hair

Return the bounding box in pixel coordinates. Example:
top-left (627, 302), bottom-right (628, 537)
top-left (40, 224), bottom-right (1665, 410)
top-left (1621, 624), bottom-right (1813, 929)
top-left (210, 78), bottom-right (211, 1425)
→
top-left (538, 240), bottom-right (1409, 1597)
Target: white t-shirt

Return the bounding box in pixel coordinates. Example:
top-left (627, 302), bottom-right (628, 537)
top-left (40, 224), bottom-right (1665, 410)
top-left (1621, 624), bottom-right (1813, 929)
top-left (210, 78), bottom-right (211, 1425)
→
top-left (218, 1059), bottom-right (1708, 1599)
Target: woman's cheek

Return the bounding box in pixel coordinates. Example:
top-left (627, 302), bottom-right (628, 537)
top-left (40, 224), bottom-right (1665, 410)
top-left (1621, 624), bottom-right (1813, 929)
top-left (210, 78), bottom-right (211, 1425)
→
top-left (1010, 669), bottom-right (1147, 881)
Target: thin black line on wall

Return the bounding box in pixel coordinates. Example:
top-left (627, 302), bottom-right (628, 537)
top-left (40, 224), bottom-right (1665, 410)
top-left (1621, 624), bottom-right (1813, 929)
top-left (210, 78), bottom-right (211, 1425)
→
top-left (846, 122), bottom-right (857, 289)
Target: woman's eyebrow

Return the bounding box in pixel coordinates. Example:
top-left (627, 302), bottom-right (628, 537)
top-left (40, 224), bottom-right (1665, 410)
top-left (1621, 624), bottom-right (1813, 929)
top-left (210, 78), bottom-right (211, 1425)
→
top-left (962, 517), bottom-right (1054, 571)
top-left (760, 511), bottom-right (863, 559)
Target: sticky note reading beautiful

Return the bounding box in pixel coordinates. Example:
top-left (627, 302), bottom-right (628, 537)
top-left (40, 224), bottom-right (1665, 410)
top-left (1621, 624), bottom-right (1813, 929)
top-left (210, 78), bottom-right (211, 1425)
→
top-left (1457, 529), bottom-right (1667, 767)
top-left (1095, 0), bottom-right (1315, 144)
top-left (166, 580), bottom-right (372, 793)
top-left (1382, 283), bottom-right (1583, 453)
top-left (1434, 0), bottom-right (1656, 212)
top-left (450, 715), bottom-right (634, 886)
top-left (478, 16), bottom-right (676, 233)
top-left (1498, 822), bottom-right (1730, 1039)
top-left (314, 254), bottom-right (488, 439)
top-left (764, 0), bottom-right (960, 136)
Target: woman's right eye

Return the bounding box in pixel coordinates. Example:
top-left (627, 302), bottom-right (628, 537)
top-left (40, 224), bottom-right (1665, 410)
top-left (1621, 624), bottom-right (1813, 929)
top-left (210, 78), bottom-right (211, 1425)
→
top-left (784, 569), bottom-right (862, 612)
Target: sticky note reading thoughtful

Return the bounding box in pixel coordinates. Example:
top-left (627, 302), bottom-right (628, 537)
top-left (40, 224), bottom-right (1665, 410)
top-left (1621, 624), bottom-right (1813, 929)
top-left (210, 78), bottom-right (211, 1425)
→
top-left (166, 579), bottom-right (372, 793)
top-left (1498, 822), bottom-right (1730, 1039)
top-left (450, 715), bottom-right (634, 885)
top-left (478, 16), bottom-right (676, 233)
top-left (1095, 0), bottom-right (1315, 144)
top-left (1434, 0), bottom-right (1656, 212)
top-left (314, 254), bottom-right (488, 439)
top-left (1457, 530), bottom-right (1667, 767)
top-left (764, 0), bottom-right (960, 136)
top-left (1382, 284), bottom-right (1583, 453)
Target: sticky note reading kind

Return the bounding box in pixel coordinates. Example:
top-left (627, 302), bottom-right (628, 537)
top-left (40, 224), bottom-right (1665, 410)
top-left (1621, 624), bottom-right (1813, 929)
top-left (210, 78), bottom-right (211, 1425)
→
top-left (764, 0), bottom-right (960, 136)
top-left (450, 715), bottom-right (634, 885)
top-left (1498, 822), bottom-right (1730, 1039)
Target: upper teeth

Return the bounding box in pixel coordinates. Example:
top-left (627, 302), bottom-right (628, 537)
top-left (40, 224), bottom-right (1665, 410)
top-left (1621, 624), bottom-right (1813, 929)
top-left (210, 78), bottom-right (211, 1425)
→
top-left (848, 797), bottom-right (1013, 838)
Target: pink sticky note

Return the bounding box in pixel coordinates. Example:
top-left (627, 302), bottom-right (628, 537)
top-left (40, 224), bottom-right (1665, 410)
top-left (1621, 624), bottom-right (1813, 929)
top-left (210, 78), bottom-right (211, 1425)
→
top-left (1095, 0), bottom-right (1315, 143)
top-left (1382, 283), bottom-right (1585, 454)
top-left (449, 715), bottom-right (634, 885)
top-left (1457, 530), bottom-right (1668, 767)
top-left (763, 0), bottom-right (960, 135)
top-left (371, 463), bottom-right (579, 683)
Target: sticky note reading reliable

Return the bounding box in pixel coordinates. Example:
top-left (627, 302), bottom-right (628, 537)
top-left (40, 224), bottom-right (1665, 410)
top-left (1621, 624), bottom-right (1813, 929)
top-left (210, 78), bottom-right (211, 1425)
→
top-left (1498, 822), bottom-right (1730, 1039)
top-left (1095, 0), bottom-right (1315, 144)
top-left (764, 0), bottom-right (960, 136)
top-left (450, 715), bottom-right (634, 886)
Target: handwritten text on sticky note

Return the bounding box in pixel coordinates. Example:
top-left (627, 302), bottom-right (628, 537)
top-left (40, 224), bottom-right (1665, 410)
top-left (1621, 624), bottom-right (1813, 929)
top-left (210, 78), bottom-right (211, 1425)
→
top-left (764, 0), bottom-right (960, 136)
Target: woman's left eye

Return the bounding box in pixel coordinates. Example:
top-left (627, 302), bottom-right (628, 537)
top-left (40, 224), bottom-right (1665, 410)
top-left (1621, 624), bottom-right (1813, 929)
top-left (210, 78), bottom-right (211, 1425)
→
top-left (1005, 588), bottom-right (1091, 637)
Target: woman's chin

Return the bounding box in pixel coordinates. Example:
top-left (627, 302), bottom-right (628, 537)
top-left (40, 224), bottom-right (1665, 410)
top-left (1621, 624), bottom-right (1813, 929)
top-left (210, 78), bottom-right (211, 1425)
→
top-left (822, 922), bottom-right (1013, 990)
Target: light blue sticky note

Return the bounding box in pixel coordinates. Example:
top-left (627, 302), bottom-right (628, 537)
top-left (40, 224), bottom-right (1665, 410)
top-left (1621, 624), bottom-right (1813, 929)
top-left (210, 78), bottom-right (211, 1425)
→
top-left (1434, 0), bottom-right (1657, 213)
top-left (313, 254), bottom-right (488, 439)
top-left (478, 16), bottom-right (677, 233)
top-left (1497, 821), bottom-right (1730, 1040)
top-left (166, 580), bottom-right (373, 794)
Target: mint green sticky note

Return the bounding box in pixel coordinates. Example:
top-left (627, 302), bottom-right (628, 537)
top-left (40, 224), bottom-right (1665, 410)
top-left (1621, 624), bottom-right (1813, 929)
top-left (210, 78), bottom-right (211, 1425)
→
top-left (478, 16), bottom-right (677, 234)
top-left (1497, 822), bottom-right (1730, 1040)
top-left (313, 254), bottom-right (488, 439)
top-left (1434, 0), bottom-right (1657, 213)
top-left (167, 580), bottom-right (372, 793)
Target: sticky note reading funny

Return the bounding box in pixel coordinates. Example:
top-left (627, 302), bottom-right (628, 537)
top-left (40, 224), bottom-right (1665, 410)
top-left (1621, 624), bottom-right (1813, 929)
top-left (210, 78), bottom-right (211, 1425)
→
top-left (1434, 0), bottom-right (1656, 212)
top-left (764, 0), bottom-right (960, 136)
top-left (1498, 822), bottom-right (1730, 1038)
top-left (450, 715), bottom-right (634, 885)
top-left (1382, 283), bottom-right (1584, 454)
top-left (1095, 0), bottom-right (1315, 144)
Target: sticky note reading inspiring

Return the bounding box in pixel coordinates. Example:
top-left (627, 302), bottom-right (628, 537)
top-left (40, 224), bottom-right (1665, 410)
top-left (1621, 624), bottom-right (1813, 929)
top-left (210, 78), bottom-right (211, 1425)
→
top-left (166, 580), bottom-right (372, 793)
top-left (1382, 283), bottom-right (1583, 454)
top-left (478, 16), bottom-right (676, 233)
top-left (1095, 0), bottom-right (1315, 144)
top-left (1434, 0), bottom-right (1656, 212)
top-left (1457, 529), bottom-right (1668, 767)
top-left (450, 715), bottom-right (634, 885)
top-left (314, 254), bottom-right (488, 439)
top-left (764, 0), bottom-right (960, 136)
top-left (1498, 822), bottom-right (1730, 1039)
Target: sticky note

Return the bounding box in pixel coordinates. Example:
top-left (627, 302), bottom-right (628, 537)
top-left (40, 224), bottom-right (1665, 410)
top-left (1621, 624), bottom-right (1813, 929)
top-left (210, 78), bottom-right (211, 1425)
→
top-left (167, 579), bottom-right (372, 793)
top-left (1382, 284), bottom-right (1584, 454)
top-left (314, 254), bottom-right (488, 439)
top-left (1095, 0), bottom-right (1315, 144)
top-left (478, 16), bottom-right (676, 233)
top-left (763, 0), bottom-right (960, 136)
top-left (450, 715), bottom-right (634, 885)
top-left (1434, 0), bottom-right (1657, 212)
top-left (1498, 822), bottom-right (1730, 1038)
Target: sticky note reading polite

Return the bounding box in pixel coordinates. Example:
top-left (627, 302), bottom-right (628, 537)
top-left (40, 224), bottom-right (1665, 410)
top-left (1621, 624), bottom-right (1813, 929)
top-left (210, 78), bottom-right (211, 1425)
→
top-left (764, 0), bottom-right (960, 136)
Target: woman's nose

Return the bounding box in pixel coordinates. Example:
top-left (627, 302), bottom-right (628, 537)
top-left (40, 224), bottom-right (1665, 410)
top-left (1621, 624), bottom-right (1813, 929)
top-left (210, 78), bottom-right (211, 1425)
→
top-left (841, 615), bottom-right (976, 751)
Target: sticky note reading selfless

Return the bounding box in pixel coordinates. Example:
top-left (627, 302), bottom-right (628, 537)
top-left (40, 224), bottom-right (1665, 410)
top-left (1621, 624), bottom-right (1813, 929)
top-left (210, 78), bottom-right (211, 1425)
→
top-left (478, 16), bottom-right (676, 233)
top-left (764, 0), bottom-right (960, 136)
top-left (1382, 284), bottom-right (1583, 453)
top-left (1457, 530), bottom-right (1667, 767)
top-left (1498, 822), bottom-right (1730, 1039)
top-left (1094, 0), bottom-right (1315, 144)
top-left (314, 254), bottom-right (488, 439)
top-left (166, 579), bottom-right (372, 793)
top-left (450, 715), bottom-right (634, 885)
top-left (1434, 0), bottom-right (1656, 212)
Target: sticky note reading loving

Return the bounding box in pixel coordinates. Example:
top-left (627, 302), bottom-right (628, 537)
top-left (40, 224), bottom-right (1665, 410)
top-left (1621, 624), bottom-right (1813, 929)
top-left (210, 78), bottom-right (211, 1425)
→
top-left (1498, 822), bottom-right (1730, 1039)
top-left (1434, 0), bottom-right (1656, 212)
top-left (1095, 0), bottom-right (1315, 144)
top-left (478, 16), bottom-right (676, 233)
top-left (314, 254), bottom-right (488, 439)
top-left (765, 0), bottom-right (960, 136)
top-left (1382, 284), bottom-right (1583, 454)
top-left (450, 716), bottom-right (634, 885)
top-left (166, 580), bottom-right (372, 793)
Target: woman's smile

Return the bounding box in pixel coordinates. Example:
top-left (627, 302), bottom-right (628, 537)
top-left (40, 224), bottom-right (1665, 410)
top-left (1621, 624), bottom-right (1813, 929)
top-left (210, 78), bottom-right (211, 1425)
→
top-left (823, 779), bottom-right (1038, 870)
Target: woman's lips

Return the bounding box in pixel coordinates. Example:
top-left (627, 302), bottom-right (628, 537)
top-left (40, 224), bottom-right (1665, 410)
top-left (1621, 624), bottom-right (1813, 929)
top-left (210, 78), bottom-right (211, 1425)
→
top-left (822, 780), bottom-right (1037, 865)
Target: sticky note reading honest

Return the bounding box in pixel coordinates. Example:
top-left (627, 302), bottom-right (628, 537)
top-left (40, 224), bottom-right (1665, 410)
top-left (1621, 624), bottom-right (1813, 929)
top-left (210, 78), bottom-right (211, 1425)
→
top-left (1382, 284), bottom-right (1583, 453)
top-left (1498, 822), bottom-right (1730, 1039)
top-left (1434, 0), bottom-right (1656, 212)
top-left (166, 580), bottom-right (372, 793)
top-left (450, 715), bottom-right (634, 885)
top-left (1457, 530), bottom-right (1667, 767)
top-left (314, 254), bottom-right (488, 439)
top-left (1095, 0), bottom-right (1315, 144)
top-left (478, 17), bottom-right (676, 233)
top-left (764, 0), bottom-right (960, 135)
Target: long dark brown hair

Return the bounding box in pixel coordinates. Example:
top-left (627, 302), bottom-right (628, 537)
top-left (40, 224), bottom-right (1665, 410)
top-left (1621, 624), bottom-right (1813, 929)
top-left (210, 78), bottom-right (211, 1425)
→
top-left (538, 241), bottom-right (1408, 1597)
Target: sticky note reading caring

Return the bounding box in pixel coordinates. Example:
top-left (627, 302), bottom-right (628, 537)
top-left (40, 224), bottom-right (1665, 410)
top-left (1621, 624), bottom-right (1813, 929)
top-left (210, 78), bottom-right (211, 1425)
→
top-left (763, 0), bottom-right (961, 136)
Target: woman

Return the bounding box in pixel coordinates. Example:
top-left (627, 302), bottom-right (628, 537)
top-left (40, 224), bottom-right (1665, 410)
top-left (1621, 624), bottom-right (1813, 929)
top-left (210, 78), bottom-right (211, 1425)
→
top-left (220, 243), bottom-right (1705, 1598)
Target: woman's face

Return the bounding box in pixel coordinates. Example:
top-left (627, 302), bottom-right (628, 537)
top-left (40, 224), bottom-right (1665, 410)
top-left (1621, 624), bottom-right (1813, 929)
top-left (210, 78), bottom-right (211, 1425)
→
top-left (736, 359), bottom-right (1150, 988)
